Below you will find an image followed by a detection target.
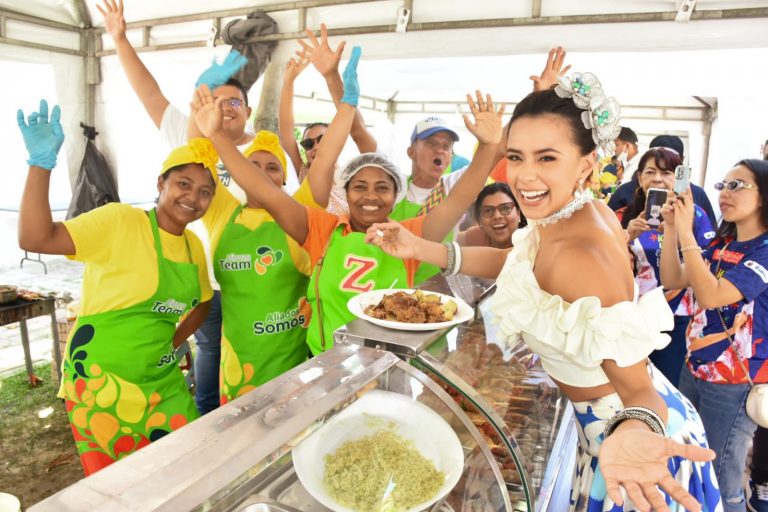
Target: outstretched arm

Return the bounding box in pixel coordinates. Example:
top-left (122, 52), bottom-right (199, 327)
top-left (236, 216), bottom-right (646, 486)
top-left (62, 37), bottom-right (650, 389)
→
top-left (97, 0), bottom-right (169, 128)
top-left (421, 91), bottom-right (505, 242)
top-left (301, 46), bottom-right (360, 207)
top-left (299, 23), bottom-right (377, 154)
top-left (193, 86), bottom-right (310, 244)
top-left (278, 56), bottom-right (310, 176)
top-left (365, 221), bottom-right (509, 279)
top-left (17, 100), bottom-right (75, 255)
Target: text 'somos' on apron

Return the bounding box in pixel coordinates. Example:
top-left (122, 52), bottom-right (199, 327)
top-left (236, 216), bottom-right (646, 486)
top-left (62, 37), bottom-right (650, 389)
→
top-left (306, 227), bottom-right (408, 355)
top-left (61, 209), bottom-right (200, 475)
top-left (213, 205), bottom-right (309, 404)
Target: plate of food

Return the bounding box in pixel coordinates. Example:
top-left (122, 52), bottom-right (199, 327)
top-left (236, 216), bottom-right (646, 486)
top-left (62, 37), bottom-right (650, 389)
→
top-left (293, 390), bottom-right (464, 512)
top-left (347, 289), bottom-right (473, 331)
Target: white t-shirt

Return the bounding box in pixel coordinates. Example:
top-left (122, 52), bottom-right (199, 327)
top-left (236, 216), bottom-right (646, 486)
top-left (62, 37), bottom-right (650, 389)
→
top-left (405, 165), bottom-right (468, 205)
top-left (159, 104), bottom-right (301, 290)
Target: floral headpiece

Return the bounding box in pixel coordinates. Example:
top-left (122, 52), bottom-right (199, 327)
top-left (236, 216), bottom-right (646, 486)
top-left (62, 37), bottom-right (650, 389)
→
top-left (554, 72), bottom-right (621, 155)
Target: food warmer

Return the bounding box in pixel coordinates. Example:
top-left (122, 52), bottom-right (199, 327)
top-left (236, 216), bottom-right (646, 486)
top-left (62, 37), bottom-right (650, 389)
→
top-left (334, 274), bottom-right (578, 511)
top-left (30, 344), bottom-right (514, 511)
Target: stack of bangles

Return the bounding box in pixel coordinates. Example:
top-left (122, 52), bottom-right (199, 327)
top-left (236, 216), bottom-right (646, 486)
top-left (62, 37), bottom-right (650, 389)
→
top-left (442, 241), bottom-right (462, 276)
top-left (603, 406), bottom-right (667, 438)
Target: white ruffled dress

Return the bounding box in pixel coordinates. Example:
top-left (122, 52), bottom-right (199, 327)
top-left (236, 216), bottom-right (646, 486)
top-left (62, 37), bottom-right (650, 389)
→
top-left (490, 226), bottom-right (722, 512)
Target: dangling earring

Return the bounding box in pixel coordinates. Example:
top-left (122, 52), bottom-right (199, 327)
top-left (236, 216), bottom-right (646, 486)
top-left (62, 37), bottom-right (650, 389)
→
top-left (574, 178), bottom-right (587, 200)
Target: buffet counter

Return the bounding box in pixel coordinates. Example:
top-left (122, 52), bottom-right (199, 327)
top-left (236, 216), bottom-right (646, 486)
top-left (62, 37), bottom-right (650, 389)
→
top-left (334, 274), bottom-right (577, 511)
top-left (31, 344), bottom-right (513, 511)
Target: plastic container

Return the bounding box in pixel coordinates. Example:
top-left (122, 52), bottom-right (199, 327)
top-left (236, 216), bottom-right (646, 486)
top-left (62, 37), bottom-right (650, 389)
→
top-left (0, 493), bottom-right (21, 512)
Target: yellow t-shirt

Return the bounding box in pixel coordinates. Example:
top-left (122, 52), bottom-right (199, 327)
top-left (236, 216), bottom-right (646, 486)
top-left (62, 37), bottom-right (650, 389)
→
top-left (63, 203), bottom-right (213, 316)
top-left (201, 177), bottom-right (317, 277)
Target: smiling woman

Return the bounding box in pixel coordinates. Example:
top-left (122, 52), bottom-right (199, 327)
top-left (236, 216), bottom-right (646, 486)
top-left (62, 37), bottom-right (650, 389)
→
top-left (16, 100), bottom-right (216, 476)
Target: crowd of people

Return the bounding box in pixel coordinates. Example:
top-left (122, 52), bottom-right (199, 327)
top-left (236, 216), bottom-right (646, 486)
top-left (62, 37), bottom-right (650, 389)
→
top-left (13, 1), bottom-right (768, 510)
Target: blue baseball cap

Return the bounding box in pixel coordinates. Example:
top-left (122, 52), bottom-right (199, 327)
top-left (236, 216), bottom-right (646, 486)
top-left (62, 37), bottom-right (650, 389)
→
top-left (410, 116), bottom-right (460, 144)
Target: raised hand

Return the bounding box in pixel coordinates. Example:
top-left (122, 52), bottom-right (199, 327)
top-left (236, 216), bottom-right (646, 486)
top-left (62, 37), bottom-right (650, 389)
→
top-left (672, 189), bottom-right (695, 236)
top-left (195, 51), bottom-right (248, 90)
top-left (530, 46), bottom-right (571, 92)
top-left (599, 429), bottom-right (715, 512)
top-left (96, 0), bottom-right (126, 41)
top-left (284, 56), bottom-right (310, 84)
top-left (463, 91), bottom-right (505, 145)
top-left (627, 214), bottom-right (651, 242)
top-left (297, 23), bottom-right (346, 78)
top-left (660, 193), bottom-right (677, 229)
top-left (190, 85), bottom-right (224, 138)
top-left (340, 46), bottom-right (361, 107)
top-left (17, 99), bottom-right (65, 171)
top-left (365, 222), bottom-right (419, 260)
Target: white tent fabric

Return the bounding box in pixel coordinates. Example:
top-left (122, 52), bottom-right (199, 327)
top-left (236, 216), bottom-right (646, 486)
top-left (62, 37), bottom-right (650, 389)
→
top-left (2, 0), bottom-right (768, 211)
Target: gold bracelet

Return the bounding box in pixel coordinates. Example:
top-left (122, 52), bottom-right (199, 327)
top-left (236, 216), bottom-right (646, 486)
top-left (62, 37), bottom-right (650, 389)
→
top-left (680, 244), bottom-right (702, 254)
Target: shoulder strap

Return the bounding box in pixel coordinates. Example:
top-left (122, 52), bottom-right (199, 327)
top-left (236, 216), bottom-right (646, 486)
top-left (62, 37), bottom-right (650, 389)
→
top-left (713, 242), bottom-right (755, 388)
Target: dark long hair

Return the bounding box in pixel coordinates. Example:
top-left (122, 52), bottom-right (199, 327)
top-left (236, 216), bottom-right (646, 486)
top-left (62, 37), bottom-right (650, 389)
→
top-left (715, 159), bottom-right (768, 240)
top-left (509, 89), bottom-right (596, 156)
top-left (473, 182), bottom-right (527, 228)
top-left (620, 148), bottom-right (682, 229)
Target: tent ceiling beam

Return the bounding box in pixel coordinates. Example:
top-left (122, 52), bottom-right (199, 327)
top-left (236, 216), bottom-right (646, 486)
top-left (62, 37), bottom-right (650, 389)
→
top-left (93, 6), bottom-right (768, 57)
top-left (0, 36), bottom-right (84, 56)
top-left (0, 7), bottom-right (79, 32)
top-left (72, 0), bottom-right (92, 28)
top-left (532, 0), bottom-right (542, 18)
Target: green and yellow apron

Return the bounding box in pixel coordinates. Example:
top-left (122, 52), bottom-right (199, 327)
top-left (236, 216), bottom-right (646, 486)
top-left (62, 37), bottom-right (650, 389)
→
top-left (61, 209), bottom-right (200, 476)
top-left (307, 227), bottom-right (409, 355)
top-left (214, 205), bottom-right (309, 404)
top-left (390, 178), bottom-right (449, 284)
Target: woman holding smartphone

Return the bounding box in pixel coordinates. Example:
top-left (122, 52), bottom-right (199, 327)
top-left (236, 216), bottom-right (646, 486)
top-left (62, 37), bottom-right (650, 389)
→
top-left (661, 159), bottom-right (768, 512)
top-left (617, 147), bottom-right (715, 386)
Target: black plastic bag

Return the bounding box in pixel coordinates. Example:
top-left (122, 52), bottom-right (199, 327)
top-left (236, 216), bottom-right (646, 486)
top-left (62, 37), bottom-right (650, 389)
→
top-left (66, 123), bottom-right (120, 219)
top-left (221, 10), bottom-right (278, 91)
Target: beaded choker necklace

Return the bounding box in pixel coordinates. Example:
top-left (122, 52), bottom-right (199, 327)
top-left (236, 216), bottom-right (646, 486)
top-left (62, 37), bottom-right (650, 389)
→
top-left (529, 192), bottom-right (592, 227)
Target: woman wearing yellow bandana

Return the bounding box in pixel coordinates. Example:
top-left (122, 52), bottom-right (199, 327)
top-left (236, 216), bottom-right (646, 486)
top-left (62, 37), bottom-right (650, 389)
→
top-left (199, 130), bottom-right (331, 404)
top-left (17, 99), bottom-right (215, 475)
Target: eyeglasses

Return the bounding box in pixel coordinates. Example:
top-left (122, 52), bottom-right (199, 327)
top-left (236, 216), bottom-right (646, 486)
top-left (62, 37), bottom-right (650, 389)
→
top-left (300, 134), bottom-right (323, 151)
top-left (480, 202), bottom-right (516, 218)
top-left (223, 98), bottom-right (245, 109)
top-left (714, 179), bottom-right (758, 192)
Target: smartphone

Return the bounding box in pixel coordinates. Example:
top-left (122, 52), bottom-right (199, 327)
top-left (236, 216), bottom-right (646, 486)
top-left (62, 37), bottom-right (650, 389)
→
top-left (674, 165), bottom-right (691, 195)
top-left (645, 188), bottom-right (668, 228)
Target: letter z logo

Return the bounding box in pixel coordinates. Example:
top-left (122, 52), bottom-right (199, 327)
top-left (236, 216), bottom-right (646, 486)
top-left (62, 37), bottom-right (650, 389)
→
top-left (340, 256), bottom-right (378, 293)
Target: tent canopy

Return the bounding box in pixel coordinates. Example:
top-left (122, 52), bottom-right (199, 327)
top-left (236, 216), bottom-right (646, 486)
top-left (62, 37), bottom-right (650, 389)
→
top-left (1, 0), bottom-right (767, 208)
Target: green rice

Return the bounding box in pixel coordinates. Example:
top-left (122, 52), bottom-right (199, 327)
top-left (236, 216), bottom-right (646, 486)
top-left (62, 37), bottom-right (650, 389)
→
top-left (323, 429), bottom-right (446, 512)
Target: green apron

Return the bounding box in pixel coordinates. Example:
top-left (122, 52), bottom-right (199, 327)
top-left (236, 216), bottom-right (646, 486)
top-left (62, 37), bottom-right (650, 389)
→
top-left (213, 205), bottom-right (309, 404)
top-left (61, 209), bottom-right (200, 475)
top-left (390, 195), bottom-right (446, 284)
top-left (306, 227), bottom-right (409, 355)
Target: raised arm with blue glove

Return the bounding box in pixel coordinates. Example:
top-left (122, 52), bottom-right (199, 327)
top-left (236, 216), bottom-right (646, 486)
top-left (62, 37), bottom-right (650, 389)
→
top-left (340, 46), bottom-right (361, 107)
top-left (17, 99), bottom-right (65, 171)
top-left (195, 50), bottom-right (248, 90)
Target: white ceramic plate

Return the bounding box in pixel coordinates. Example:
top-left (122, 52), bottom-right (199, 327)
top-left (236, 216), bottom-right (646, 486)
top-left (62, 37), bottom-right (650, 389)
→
top-left (347, 289), bottom-right (473, 331)
top-left (293, 390), bottom-right (464, 512)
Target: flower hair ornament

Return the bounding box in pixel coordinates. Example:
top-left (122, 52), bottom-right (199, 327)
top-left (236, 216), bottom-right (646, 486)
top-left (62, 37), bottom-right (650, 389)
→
top-left (554, 72), bottom-right (621, 155)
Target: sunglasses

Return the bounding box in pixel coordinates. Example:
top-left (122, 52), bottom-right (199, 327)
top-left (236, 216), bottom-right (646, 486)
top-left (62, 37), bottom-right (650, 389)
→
top-left (714, 179), bottom-right (758, 192)
top-left (480, 202), bottom-right (516, 218)
top-left (300, 134), bottom-right (323, 151)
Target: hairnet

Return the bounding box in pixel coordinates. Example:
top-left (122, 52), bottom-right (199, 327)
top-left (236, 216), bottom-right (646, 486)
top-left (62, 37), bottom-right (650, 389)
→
top-left (340, 153), bottom-right (406, 202)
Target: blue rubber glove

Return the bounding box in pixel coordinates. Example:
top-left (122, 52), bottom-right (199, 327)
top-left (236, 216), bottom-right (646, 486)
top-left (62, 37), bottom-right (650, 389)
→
top-left (195, 50), bottom-right (248, 89)
top-left (340, 46), bottom-right (361, 107)
top-left (16, 99), bottom-right (65, 171)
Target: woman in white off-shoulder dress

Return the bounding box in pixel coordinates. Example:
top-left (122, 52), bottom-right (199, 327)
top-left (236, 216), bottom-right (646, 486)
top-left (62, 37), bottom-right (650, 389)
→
top-left (366, 76), bottom-right (722, 512)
